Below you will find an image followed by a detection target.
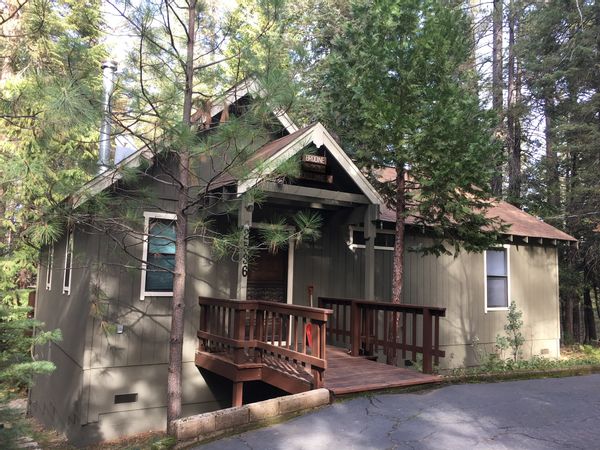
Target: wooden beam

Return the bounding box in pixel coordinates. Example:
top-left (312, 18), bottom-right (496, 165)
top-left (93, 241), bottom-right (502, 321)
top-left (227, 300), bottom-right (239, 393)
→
top-left (261, 182), bottom-right (371, 207)
top-left (364, 204), bottom-right (377, 300)
top-left (237, 195), bottom-right (252, 300)
top-left (232, 382), bottom-right (243, 407)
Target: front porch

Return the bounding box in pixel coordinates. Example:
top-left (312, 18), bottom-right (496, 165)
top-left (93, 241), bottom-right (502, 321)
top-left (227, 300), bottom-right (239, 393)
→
top-left (195, 296), bottom-right (445, 405)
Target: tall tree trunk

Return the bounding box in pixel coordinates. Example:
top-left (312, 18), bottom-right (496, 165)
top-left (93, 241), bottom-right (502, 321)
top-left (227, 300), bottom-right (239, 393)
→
top-left (583, 287), bottom-right (597, 342)
top-left (507, 0), bottom-right (522, 204)
top-left (566, 296), bottom-right (574, 342)
top-left (594, 285), bottom-right (600, 320)
top-left (573, 301), bottom-right (582, 343)
top-left (167, 0), bottom-right (196, 435)
top-left (544, 97), bottom-right (560, 211)
top-left (491, 0), bottom-right (504, 196)
top-left (391, 165), bottom-right (406, 304)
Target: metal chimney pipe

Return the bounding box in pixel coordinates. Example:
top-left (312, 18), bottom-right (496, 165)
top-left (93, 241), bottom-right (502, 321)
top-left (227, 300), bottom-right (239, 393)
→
top-left (98, 60), bottom-right (118, 174)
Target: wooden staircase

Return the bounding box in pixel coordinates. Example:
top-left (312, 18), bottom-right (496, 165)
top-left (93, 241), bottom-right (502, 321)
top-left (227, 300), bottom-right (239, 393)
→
top-left (195, 297), bottom-right (331, 406)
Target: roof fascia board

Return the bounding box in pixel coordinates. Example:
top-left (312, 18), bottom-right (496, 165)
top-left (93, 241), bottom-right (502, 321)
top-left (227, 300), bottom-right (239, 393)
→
top-left (237, 128), bottom-right (316, 193)
top-left (70, 148), bottom-right (153, 209)
top-left (238, 123), bottom-right (383, 205)
top-left (313, 123), bottom-right (383, 205)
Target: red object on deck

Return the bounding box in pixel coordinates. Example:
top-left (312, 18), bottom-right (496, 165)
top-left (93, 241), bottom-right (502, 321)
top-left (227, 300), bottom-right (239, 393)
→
top-left (305, 323), bottom-right (313, 348)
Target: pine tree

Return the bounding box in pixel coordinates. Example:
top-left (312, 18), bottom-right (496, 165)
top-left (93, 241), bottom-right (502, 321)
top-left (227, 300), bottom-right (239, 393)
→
top-left (520, 0), bottom-right (600, 343)
top-left (320, 0), bottom-right (503, 302)
top-left (76, 0), bottom-right (321, 433)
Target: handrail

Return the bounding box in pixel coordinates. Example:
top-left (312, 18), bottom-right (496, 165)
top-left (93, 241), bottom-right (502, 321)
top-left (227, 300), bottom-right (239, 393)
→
top-left (197, 296), bottom-right (332, 389)
top-left (318, 297), bottom-right (446, 315)
top-left (198, 297), bottom-right (332, 321)
top-left (318, 296), bottom-right (446, 374)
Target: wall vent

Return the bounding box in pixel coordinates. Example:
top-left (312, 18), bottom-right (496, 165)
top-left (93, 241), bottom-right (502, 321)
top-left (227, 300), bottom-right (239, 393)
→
top-left (114, 393), bottom-right (138, 404)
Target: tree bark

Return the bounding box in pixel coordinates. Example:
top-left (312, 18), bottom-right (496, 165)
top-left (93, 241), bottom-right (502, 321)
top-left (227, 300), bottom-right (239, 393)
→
top-left (594, 285), bottom-right (600, 320)
top-left (573, 300), bottom-right (582, 343)
top-left (167, 0), bottom-right (196, 435)
top-left (566, 296), bottom-right (574, 342)
top-left (391, 165), bottom-right (406, 304)
top-left (507, 0), bottom-right (522, 204)
top-left (491, 0), bottom-right (504, 196)
top-left (544, 97), bottom-right (560, 211)
top-left (583, 287), bottom-right (597, 342)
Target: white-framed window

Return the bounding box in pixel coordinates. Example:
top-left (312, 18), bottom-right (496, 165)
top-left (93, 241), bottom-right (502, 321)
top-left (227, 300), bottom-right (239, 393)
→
top-left (46, 244), bottom-right (54, 290)
top-left (347, 226), bottom-right (395, 251)
top-left (140, 212), bottom-right (177, 300)
top-left (484, 245), bottom-right (510, 312)
top-left (63, 228), bottom-right (74, 295)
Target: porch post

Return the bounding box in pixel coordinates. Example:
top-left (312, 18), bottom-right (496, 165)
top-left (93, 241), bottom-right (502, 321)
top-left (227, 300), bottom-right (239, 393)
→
top-left (364, 204), bottom-right (377, 300)
top-left (237, 195), bottom-right (253, 300)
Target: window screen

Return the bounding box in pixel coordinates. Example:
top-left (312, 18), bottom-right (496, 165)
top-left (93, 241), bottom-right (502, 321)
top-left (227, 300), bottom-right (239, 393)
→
top-left (145, 219), bottom-right (176, 292)
top-left (486, 249), bottom-right (508, 308)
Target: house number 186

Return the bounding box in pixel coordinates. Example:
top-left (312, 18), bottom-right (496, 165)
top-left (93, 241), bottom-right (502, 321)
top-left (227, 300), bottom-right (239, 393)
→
top-left (241, 225), bottom-right (250, 278)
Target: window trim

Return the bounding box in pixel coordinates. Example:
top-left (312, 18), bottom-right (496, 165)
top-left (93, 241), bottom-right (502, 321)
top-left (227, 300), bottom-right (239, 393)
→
top-left (46, 244), bottom-right (54, 290)
top-left (140, 212), bottom-right (177, 300)
top-left (62, 229), bottom-right (74, 295)
top-left (484, 245), bottom-right (511, 313)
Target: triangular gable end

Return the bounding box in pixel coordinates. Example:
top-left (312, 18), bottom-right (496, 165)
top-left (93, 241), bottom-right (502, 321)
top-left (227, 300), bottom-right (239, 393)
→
top-left (70, 79), bottom-right (300, 208)
top-left (207, 78), bottom-right (299, 135)
top-left (237, 123), bottom-right (383, 205)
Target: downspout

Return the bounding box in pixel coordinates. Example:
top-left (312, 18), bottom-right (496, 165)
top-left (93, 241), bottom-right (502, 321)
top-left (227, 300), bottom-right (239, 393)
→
top-left (98, 60), bottom-right (117, 174)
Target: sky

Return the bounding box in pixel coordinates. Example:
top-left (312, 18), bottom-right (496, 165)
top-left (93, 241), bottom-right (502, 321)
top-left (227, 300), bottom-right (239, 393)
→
top-left (101, 0), bottom-right (238, 66)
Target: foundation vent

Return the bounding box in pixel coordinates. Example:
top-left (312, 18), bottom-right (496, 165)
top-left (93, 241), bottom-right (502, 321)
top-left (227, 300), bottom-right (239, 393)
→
top-left (114, 393), bottom-right (138, 404)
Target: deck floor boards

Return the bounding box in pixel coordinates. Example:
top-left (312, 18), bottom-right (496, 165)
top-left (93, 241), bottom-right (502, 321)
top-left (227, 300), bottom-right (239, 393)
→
top-left (324, 345), bottom-right (441, 395)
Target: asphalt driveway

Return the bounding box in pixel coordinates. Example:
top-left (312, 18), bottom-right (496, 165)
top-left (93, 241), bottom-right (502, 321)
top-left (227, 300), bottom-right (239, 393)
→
top-left (194, 374), bottom-right (600, 450)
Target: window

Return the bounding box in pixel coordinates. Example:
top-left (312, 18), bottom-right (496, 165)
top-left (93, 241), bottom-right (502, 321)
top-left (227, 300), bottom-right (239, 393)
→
top-left (348, 227), bottom-right (395, 251)
top-left (485, 247), bottom-right (510, 311)
top-left (46, 245), bottom-right (54, 290)
top-left (140, 212), bottom-right (177, 300)
top-left (63, 229), bottom-right (74, 295)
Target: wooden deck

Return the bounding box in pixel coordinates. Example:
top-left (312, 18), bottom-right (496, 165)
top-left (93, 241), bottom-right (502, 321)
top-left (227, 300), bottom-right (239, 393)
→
top-left (196, 296), bottom-right (446, 406)
top-left (324, 346), bottom-right (442, 395)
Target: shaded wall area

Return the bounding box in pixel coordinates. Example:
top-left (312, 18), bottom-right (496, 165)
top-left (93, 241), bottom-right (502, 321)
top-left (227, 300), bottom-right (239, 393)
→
top-left (294, 231), bottom-right (560, 369)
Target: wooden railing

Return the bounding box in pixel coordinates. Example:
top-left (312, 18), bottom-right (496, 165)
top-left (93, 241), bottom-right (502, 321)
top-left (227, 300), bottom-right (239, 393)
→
top-left (318, 297), bottom-right (446, 374)
top-left (198, 297), bottom-right (332, 388)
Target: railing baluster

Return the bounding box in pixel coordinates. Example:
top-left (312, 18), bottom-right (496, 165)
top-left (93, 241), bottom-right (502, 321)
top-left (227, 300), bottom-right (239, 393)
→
top-left (412, 311), bottom-right (417, 362)
top-left (302, 318), bottom-right (307, 355)
top-left (401, 312), bottom-right (407, 360)
top-left (351, 300), bottom-right (360, 357)
top-left (434, 314), bottom-right (440, 365)
top-left (278, 312), bottom-right (283, 349)
top-left (383, 310), bottom-right (389, 364)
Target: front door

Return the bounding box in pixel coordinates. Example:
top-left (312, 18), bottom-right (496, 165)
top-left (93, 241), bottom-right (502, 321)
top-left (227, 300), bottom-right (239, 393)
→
top-left (246, 247), bottom-right (288, 303)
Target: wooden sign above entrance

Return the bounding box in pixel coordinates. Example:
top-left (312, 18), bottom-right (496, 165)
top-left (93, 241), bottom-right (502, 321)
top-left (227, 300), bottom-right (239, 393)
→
top-left (303, 154), bottom-right (327, 165)
top-left (302, 154), bottom-right (327, 175)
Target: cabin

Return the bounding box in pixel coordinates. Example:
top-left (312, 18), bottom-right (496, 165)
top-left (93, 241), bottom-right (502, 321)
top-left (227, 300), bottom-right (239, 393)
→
top-left (29, 79), bottom-right (576, 444)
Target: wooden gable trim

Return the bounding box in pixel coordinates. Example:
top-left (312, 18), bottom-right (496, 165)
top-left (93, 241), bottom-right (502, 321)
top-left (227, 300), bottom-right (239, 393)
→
top-left (237, 123), bottom-right (383, 206)
top-left (70, 147), bottom-right (154, 209)
top-left (208, 78), bottom-right (299, 134)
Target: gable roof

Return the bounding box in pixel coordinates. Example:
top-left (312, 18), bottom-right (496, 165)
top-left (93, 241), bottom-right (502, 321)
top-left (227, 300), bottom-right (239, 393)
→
top-left (220, 122), bottom-right (384, 205)
top-left (203, 78), bottom-right (299, 134)
top-left (69, 79), bottom-right (302, 208)
top-left (376, 168), bottom-right (576, 242)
